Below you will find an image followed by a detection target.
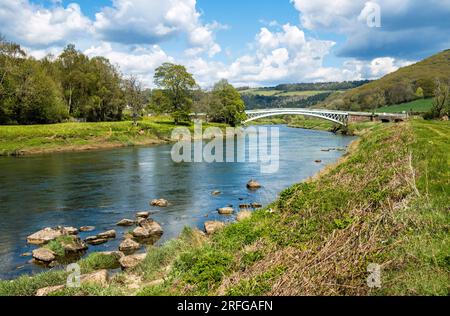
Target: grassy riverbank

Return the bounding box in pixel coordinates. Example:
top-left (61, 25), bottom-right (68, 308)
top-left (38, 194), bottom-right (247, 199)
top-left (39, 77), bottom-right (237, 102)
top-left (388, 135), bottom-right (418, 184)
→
top-left (287, 116), bottom-right (377, 136)
top-left (0, 117), bottom-right (227, 156)
top-left (0, 119), bottom-right (448, 296)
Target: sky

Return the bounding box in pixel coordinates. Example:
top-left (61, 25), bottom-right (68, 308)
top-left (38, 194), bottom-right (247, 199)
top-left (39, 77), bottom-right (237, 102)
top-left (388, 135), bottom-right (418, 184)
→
top-left (1, 0), bottom-right (449, 88)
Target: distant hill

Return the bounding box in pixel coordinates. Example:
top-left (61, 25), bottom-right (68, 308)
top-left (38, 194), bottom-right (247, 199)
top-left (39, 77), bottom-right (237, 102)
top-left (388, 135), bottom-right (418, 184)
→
top-left (321, 49), bottom-right (450, 111)
top-left (239, 80), bottom-right (368, 110)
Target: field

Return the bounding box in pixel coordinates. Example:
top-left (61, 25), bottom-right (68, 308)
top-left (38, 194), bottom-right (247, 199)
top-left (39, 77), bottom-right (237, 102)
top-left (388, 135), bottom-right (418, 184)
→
top-left (239, 89), bottom-right (333, 98)
top-left (376, 98), bottom-right (433, 113)
top-left (1, 119), bottom-right (447, 296)
top-left (0, 116), bottom-right (226, 156)
top-left (288, 116), bottom-right (335, 131)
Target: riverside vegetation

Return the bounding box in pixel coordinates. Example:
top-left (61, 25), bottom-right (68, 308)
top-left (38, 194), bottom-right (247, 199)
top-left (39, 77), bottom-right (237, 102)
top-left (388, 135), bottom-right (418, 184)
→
top-left (0, 116), bottom-right (227, 156)
top-left (0, 118), bottom-right (448, 296)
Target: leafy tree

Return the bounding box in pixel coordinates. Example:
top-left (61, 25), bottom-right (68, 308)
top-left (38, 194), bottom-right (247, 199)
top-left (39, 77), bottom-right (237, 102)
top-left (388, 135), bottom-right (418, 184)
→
top-left (15, 59), bottom-right (68, 124)
top-left (84, 56), bottom-right (125, 122)
top-left (426, 79), bottom-right (450, 119)
top-left (415, 79), bottom-right (435, 98)
top-left (0, 35), bottom-right (27, 123)
top-left (154, 63), bottom-right (197, 124)
top-left (209, 79), bottom-right (246, 126)
top-left (1, 38), bottom-right (67, 124)
top-left (415, 87), bottom-right (424, 99)
top-left (148, 89), bottom-right (170, 115)
top-left (56, 44), bottom-right (90, 117)
top-left (123, 75), bottom-right (145, 125)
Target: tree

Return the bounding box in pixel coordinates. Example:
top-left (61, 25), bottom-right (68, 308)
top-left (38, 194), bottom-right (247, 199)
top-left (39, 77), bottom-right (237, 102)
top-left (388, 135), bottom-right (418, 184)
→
top-left (209, 79), bottom-right (246, 126)
top-left (154, 63), bottom-right (197, 124)
top-left (415, 78), bottom-right (435, 98)
top-left (426, 79), bottom-right (450, 119)
top-left (1, 38), bottom-right (68, 124)
top-left (124, 75), bottom-right (145, 125)
top-left (415, 87), bottom-right (424, 99)
top-left (56, 44), bottom-right (90, 117)
top-left (82, 56), bottom-right (125, 122)
top-left (16, 60), bottom-right (68, 124)
top-left (148, 89), bottom-right (170, 115)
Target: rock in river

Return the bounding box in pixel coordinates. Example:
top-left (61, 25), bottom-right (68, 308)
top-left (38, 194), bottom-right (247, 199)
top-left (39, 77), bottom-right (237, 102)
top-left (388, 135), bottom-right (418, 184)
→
top-left (204, 221), bottom-right (225, 235)
top-left (27, 228), bottom-right (63, 245)
top-left (79, 226), bottom-right (95, 232)
top-left (218, 207), bottom-right (234, 215)
top-left (116, 219), bottom-right (135, 227)
top-left (247, 180), bottom-right (262, 190)
top-left (119, 239), bottom-right (141, 254)
top-left (97, 230), bottom-right (116, 239)
top-left (61, 227), bottom-right (79, 235)
top-left (136, 212), bottom-right (150, 219)
top-left (119, 253), bottom-right (147, 270)
top-left (150, 199), bottom-right (169, 207)
top-left (132, 227), bottom-right (151, 239)
top-left (211, 191), bottom-right (221, 196)
top-left (32, 248), bottom-right (56, 263)
top-left (61, 236), bottom-right (88, 253)
top-left (86, 237), bottom-right (108, 246)
top-left (139, 219), bottom-right (164, 237)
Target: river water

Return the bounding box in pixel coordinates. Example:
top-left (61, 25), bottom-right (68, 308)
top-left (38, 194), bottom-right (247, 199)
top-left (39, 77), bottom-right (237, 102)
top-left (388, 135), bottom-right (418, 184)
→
top-left (0, 125), bottom-right (356, 280)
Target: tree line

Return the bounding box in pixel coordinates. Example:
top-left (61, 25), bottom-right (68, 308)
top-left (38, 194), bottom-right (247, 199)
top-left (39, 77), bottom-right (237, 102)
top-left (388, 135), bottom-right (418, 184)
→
top-left (0, 37), bottom-right (246, 126)
top-left (272, 80), bottom-right (371, 92)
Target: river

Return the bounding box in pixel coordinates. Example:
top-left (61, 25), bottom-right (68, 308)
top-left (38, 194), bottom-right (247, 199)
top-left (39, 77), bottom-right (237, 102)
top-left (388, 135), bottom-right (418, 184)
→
top-left (0, 125), bottom-right (356, 280)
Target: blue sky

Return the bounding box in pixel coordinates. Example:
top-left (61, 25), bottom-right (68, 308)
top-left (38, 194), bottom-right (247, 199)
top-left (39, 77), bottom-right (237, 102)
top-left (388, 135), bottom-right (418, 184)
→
top-left (1, 0), bottom-right (449, 87)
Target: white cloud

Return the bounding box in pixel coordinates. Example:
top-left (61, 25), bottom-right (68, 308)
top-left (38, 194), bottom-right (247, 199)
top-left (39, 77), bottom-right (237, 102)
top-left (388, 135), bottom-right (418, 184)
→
top-left (93, 0), bottom-right (222, 57)
top-left (291, 0), bottom-right (450, 59)
top-left (184, 24), bottom-right (337, 87)
top-left (84, 43), bottom-right (174, 87)
top-left (184, 21), bottom-right (415, 88)
top-left (0, 0), bottom-right (92, 46)
top-left (0, 0), bottom-right (421, 88)
top-left (306, 57), bottom-right (414, 82)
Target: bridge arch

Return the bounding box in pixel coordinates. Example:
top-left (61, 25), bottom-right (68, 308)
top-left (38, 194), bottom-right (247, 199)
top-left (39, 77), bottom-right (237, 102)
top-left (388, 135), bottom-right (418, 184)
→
top-left (243, 109), bottom-right (349, 126)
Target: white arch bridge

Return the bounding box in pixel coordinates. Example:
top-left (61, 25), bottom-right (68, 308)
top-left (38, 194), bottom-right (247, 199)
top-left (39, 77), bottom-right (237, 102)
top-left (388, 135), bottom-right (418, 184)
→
top-left (244, 108), bottom-right (349, 125)
top-left (243, 108), bottom-right (408, 126)
top-left (190, 108), bottom-right (408, 126)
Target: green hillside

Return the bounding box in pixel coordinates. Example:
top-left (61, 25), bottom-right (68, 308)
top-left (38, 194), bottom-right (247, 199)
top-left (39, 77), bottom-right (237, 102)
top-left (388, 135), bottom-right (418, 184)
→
top-left (240, 89), bottom-right (329, 97)
top-left (375, 98), bottom-right (433, 114)
top-left (323, 49), bottom-right (450, 111)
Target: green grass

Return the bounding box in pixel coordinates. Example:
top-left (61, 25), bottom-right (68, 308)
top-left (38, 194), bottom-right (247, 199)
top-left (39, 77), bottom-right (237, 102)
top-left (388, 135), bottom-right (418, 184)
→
top-left (45, 236), bottom-right (75, 257)
top-left (0, 116), bottom-right (227, 156)
top-left (287, 116), bottom-right (376, 135)
top-left (0, 252), bottom-right (124, 296)
top-left (288, 116), bottom-right (336, 131)
top-left (377, 119), bottom-right (449, 295)
top-left (376, 98), bottom-right (433, 114)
